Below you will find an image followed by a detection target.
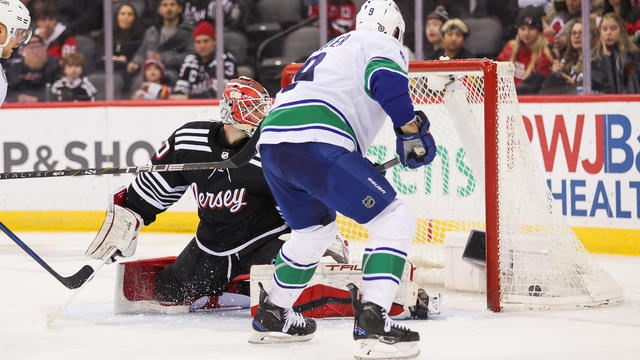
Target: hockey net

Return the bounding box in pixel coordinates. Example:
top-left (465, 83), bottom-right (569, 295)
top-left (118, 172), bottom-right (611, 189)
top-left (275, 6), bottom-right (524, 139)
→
top-left (280, 59), bottom-right (623, 311)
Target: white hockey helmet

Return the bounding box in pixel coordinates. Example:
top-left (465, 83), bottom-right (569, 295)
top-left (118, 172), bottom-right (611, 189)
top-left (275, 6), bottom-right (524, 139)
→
top-left (0, 0), bottom-right (32, 51)
top-left (220, 77), bottom-right (271, 136)
top-left (355, 0), bottom-right (405, 44)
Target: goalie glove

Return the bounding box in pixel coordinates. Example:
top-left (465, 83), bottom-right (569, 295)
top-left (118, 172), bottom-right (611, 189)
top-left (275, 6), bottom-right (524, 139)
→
top-left (395, 110), bottom-right (437, 169)
top-left (85, 186), bottom-right (142, 263)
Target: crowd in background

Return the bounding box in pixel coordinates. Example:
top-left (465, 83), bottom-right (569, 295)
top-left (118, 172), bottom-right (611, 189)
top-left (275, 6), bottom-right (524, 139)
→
top-left (1, 0), bottom-right (640, 104)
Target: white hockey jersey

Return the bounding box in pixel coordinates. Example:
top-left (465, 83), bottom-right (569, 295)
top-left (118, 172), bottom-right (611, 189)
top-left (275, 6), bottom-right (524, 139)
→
top-left (258, 30), bottom-right (415, 154)
top-left (0, 62), bottom-right (7, 106)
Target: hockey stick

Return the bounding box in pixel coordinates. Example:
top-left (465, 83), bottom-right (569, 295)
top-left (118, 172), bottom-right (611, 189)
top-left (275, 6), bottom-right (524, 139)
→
top-left (374, 146), bottom-right (425, 173)
top-left (0, 128), bottom-right (261, 180)
top-left (0, 221), bottom-right (95, 289)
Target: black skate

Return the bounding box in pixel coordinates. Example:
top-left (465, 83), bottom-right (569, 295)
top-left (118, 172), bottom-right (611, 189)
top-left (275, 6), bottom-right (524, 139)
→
top-left (248, 282), bottom-right (316, 344)
top-left (347, 283), bottom-right (420, 360)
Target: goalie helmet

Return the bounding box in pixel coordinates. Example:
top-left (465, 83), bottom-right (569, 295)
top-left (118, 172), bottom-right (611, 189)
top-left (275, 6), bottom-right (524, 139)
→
top-left (0, 0), bottom-right (32, 51)
top-left (220, 77), bottom-right (271, 136)
top-left (355, 0), bottom-right (405, 44)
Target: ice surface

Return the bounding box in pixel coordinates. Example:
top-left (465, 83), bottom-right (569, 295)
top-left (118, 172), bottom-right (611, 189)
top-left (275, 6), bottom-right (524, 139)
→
top-left (1, 232), bottom-right (639, 360)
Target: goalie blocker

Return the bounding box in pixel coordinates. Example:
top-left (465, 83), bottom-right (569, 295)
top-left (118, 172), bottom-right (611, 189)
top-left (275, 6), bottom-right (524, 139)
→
top-left (113, 257), bottom-right (439, 318)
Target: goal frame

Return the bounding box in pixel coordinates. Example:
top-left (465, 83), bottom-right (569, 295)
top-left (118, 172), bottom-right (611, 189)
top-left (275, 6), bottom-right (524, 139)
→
top-left (281, 59), bottom-right (506, 312)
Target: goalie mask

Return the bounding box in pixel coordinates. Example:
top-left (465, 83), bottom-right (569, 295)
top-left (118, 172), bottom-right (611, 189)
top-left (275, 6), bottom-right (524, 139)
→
top-left (355, 0), bottom-right (405, 44)
top-left (0, 0), bottom-right (32, 52)
top-left (220, 77), bottom-right (271, 136)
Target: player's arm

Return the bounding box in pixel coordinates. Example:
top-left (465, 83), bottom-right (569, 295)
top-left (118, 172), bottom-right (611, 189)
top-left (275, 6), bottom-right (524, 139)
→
top-left (85, 128), bottom-right (192, 262)
top-left (365, 55), bottom-right (437, 169)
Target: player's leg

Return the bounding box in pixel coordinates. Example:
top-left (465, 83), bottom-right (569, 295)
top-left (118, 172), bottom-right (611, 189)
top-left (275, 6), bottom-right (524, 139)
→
top-left (260, 141), bottom-right (419, 355)
top-left (320, 151), bottom-right (420, 359)
top-left (155, 239), bottom-right (232, 302)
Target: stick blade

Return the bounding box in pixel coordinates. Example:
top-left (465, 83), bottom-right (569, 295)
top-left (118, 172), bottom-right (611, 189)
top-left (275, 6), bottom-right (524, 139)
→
top-left (60, 265), bottom-right (95, 289)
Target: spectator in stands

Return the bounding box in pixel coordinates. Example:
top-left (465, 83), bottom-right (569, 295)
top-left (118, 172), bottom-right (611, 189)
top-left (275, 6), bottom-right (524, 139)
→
top-left (33, 1), bottom-right (77, 60)
top-left (540, 19), bottom-right (599, 94)
top-left (182, 0), bottom-right (250, 32)
top-left (306, 0), bottom-right (357, 40)
top-left (5, 35), bottom-right (59, 102)
top-left (423, 0), bottom-right (469, 20)
top-left (171, 21), bottom-right (237, 99)
top-left (50, 52), bottom-right (97, 101)
top-left (603, 0), bottom-right (640, 36)
top-left (426, 18), bottom-right (472, 60)
top-left (424, 5), bottom-right (448, 60)
top-left (132, 57), bottom-right (172, 100)
top-left (498, 6), bottom-right (554, 94)
top-left (548, 0), bottom-right (582, 36)
top-left (591, 12), bottom-right (640, 93)
top-left (128, 0), bottom-right (193, 82)
top-left (110, 2), bottom-right (145, 94)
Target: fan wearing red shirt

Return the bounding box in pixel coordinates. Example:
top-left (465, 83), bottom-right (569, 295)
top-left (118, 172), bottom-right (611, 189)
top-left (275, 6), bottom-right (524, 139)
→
top-left (33, 1), bottom-right (77, 60)
top-left (497, 6), bottom-right (554, 92)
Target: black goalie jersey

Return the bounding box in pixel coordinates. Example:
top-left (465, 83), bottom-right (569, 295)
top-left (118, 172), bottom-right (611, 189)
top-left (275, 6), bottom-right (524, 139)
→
top-left (124, 121), bottom-right (288, 255)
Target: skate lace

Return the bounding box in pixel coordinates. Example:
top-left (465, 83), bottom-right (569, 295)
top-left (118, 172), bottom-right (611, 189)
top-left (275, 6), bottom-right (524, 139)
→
top-left (382, 308), bottom-right (409, 333)
top-left (282, 307), bottom-right (306, 333)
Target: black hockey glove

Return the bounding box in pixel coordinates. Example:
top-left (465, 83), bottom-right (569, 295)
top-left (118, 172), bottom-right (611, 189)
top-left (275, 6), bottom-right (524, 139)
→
top-left (394, 110), bottom-right (437, 169)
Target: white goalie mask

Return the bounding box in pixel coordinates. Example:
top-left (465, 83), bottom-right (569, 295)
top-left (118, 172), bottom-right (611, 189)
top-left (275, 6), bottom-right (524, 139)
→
top-left (355, 0), bottom-right (405, 44)
top-left (0, 0), bottom-right (32, 52)
top-left (219, 77), bottom-right (272, 136)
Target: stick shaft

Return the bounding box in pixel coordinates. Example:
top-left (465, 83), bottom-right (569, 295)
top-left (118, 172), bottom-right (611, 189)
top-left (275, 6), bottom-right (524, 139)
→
top-left (0, 221), bottom-right (94, 289)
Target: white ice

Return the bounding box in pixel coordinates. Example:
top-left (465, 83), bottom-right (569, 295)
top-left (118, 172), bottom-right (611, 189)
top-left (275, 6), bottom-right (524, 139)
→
top-left (1, 232), bottom-right (639, 360)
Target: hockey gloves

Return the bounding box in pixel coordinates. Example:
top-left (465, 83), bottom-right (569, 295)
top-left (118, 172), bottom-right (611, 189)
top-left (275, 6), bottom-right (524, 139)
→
top-left (395, 110), bottom-right (437, 169)
top-left (85, 186), bottom-right (142, 264)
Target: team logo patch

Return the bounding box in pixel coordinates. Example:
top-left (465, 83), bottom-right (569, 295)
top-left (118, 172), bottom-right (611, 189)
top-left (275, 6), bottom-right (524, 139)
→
top-left (362, 196), bottom-right (375, 208)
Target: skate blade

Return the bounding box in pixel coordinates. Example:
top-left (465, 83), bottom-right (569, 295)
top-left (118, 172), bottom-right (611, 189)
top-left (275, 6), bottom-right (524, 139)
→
top-left (248, 331), bottom-right (314, 344)
top-left (354, 339), bottom-right (420, 360)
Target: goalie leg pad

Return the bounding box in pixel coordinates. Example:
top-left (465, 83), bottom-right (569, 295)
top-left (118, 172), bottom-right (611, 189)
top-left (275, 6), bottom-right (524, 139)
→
top-left (114, 257), bottom-right (249, 314)
top-left (361, 200), bottom-right (416, 311)
top-left (251, 261), bottom-right (424, 319)
top-left (267, 222), bottom-right (337, 308)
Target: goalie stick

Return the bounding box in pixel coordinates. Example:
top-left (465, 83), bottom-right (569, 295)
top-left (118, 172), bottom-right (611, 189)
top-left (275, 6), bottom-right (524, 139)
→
top-left (0, 128), bottom-right (262, 180)
top-left (0, 221), bottom-right (95, 289)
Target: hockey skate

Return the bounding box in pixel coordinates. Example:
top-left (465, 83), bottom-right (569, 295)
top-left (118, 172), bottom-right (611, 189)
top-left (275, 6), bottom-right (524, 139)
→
top-left (249, 282), bottom-right (317, 344)
top-left (348, 283), bottom-right (420, 360)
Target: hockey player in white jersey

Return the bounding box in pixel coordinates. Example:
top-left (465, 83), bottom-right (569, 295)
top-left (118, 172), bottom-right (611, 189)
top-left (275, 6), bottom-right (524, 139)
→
top-left (251, 0), bottom-right (437, 359)
top-left (0, 0), bottom-right (32, 105)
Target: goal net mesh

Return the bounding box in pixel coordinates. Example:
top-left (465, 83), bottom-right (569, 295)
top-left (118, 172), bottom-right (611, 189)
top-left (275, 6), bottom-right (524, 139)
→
top-left (334, 60), bottom-right (623, 310)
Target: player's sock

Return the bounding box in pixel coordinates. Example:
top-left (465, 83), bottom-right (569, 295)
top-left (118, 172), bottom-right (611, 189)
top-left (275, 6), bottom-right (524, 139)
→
top-left (360, 246), bottom-right (407, 309)
top-left (267, 247), bottom-right (319, 307)
top-left (249, 282), bottom-right (316, 343)
top-left (348, 283), bottom-right (420, 360)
